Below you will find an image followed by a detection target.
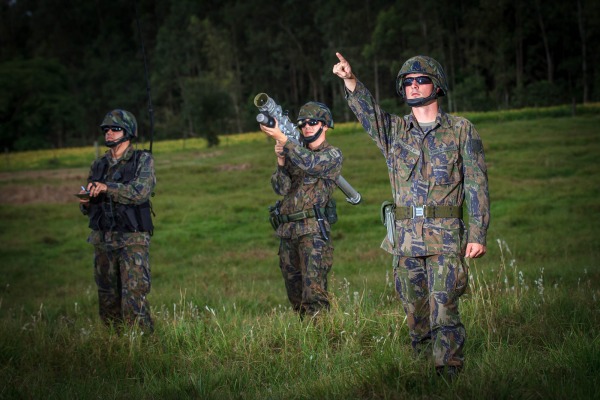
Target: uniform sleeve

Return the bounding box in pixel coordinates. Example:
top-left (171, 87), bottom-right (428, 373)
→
top-left (79, 163), bottom-right (95, 215)
top-left (106, 152), bottom-right (156, 205)
top-left (461, 122), bottom-right (490, 245)
top-left (271, 165), bottom-right (292, 196)
top-left (282, 139), bottom-right (343, 180)
top-left (346, 80), bottom-right (399, 156)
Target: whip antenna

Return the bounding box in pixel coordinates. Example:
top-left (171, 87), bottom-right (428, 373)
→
top-left (134, 0), bottom-right (155, 153)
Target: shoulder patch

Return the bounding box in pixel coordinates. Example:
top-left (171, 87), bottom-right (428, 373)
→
top-left (468, 139), bottom-right (483, 154)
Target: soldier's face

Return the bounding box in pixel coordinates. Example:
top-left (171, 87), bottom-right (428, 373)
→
top-left (404, 73), bottom-right (434, 100)
top-left (103, 126), bottom-right (125, 141)
top-left (299, 119), bottom-right (326, 136)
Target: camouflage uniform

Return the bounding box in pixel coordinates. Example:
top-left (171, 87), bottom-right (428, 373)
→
top-left (272, 138), bottom-right (343, 315)
top-left (346, 76), bottom-right (489, 369)
top-left (81, 110), bottom-right (155, 332)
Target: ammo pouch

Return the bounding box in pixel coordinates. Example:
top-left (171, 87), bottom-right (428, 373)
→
top-left (116, 201), bottom-right (154, 233)
top-left (268, 201), bottom-right (282, 230)
top-left (324, 199), bottom-right (337, 225)
top-left (380, 200), bottom-right (396, 247)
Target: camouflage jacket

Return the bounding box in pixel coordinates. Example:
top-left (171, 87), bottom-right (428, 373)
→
top-left (83, 145), bottom-right (156, 250)
top-left (271, 139), bottom-right (342, 239)
top-left (347, 80), bottom-right (490, 256)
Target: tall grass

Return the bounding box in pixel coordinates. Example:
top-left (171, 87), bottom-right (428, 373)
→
top-left (1, 108), bottom-right (599, 399)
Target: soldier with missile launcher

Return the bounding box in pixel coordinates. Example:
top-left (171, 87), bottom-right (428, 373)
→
top-left (259, 101), bottom-right (342, 318)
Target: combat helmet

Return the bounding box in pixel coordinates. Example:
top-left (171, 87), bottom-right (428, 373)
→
top-left (396, 55), bottom-right (448, 107)
top-left (100, 109), bottom-right (138, 139)
top-left (297, 101), bottom-right (334, 129)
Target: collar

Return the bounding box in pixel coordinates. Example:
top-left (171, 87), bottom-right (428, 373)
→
top-left (310, 140), bottom-right (329, 151)
top-left (104, 145), bottom-right (135, 162)
top-left (405, 108), bottom-right (452, 132)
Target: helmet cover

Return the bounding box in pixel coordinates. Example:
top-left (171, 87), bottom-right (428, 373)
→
top-left (297, 102), bottom-right (334, 128)
top-left (100, 109), bottom-right (138, 139)
top-left (396, 55), bottom-right (448, 101)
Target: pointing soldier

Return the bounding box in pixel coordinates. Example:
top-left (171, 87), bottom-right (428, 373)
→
top-left (260, 102), bottom-right (343, 317)
top-left (78, 109), bottom-right (155, 333)
top-left (333, 53), bottom-right (490, 378)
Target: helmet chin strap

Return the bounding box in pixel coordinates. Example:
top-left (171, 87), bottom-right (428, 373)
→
top-left (406, 87), bottom-right (439, 107)
top-left (105, 135), bottom-right (130, 148)
top-left (302, 127), bottom-right (323, 145)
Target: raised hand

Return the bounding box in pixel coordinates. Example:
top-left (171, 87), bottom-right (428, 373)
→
top-left (333, 52), bottom-right (353, 79)
top-left (333, 52), bottom-right (356, 92)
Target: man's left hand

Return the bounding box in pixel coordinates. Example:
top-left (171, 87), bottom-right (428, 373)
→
top-left (465, 243), bottom-right (486, 258)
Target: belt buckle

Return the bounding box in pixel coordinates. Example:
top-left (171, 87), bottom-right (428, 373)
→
top-left (412, 205), bottom-right (425, 218)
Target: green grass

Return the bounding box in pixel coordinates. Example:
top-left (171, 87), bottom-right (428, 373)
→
top-left (1, 107), bottom-right (600, 399)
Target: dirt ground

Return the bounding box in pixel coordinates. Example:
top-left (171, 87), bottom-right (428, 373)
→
top-left (0, 168), bottom-right (88, 205)
top-left (0, 155), bottom-right (250, 205)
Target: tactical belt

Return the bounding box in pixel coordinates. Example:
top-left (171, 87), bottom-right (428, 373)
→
top-left (394, 205), bottom-right (462, 219)
top-left (276, 208), bottom-right (326, 224)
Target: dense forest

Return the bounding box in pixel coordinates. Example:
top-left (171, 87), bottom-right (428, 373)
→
top-left (1, 0), bottom-right (599, 150)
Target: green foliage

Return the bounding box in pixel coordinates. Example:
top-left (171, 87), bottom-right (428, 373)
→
top-left (0, 112), bottom-right (599, 397)
top-left (0, 58), bottom-right (84, 150)
top-left (2, 0), bottom-right (600, 150)
top-left (182, 77), bottom-right (231, 147)
top-left (452, 74), bottom-right (494, 112)
top-left (513, 81), bottom-right (567, 108)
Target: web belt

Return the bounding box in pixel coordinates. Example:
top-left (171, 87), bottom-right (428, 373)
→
top-left (394, 205), bottom-right (463, 219)
top-left (277, 208), bottom-right (326, 224)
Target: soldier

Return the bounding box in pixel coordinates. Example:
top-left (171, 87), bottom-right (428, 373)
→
top-left (333, 53), bottom-right (490, 378)
top-left (78, 109), bottom-right (155, 333)
top-left (259, 102), bottom-right (343, 317)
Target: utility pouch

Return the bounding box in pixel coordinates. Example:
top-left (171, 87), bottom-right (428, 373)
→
top-left (324, 199), bottom-right (337, 225)
top-left (122, 206), bottom-right (140, 232)
top-left (138, 202), bottom-right (154, 234)
top-left (268, 201), bottom-right (281, 230)
top-left (101, 201), bottom-right (117, 231)
top-left (380, 200), bottom-right (396, 247)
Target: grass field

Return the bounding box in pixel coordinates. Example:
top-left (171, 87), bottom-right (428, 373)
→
top-left (1, 105), bottom-right (599, 399)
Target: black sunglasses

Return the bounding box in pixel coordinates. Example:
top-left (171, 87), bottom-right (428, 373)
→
top-left (102, 126), bottom-right (124, 133)
top-left (297, 119), bottom-right (320, 128)
top-left (402, 76), bottom-right (433, 87)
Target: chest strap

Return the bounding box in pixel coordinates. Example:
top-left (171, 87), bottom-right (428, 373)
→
top-left (395, 205), bottom-right (462, 219)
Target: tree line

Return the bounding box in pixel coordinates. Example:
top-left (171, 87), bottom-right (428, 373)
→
top-left (1, 0), bottom-right (599, 151)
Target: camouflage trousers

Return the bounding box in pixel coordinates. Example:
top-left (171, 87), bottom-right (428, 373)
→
top-left (393, 254), bottom-right (469, 368)
top-left (278, 233), bottom-right (333, 316)
top-left (94, 244), bottom-right (154, 332)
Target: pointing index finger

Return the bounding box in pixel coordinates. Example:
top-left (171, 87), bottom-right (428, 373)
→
top-left (335, 52), bottom-right (346, 63)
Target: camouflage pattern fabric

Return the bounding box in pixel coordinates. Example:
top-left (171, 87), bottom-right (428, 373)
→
top-left (100, 109), bottom-right (138, 138)
top-left (345, 78), bottom-right (489, 371)
top-left (94, 244), bottom-right (153, 331)
top-left (346, 80), bottom-right (490, 257)
top-left (271, 140), bottom-right (342, 239)
top-left (83, 145), bottom-right (156, 331)
top-left (396, 55), bottom-right (449, 98)
top-left (279, 234), bottom-right (333, 315)
top-left (394, 254), bottom-right (468, 368)
top-left (271, 139), bottom-right (342, 314)
top-left (297, 102), bottom-right (334, 128)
